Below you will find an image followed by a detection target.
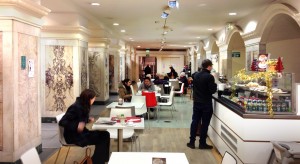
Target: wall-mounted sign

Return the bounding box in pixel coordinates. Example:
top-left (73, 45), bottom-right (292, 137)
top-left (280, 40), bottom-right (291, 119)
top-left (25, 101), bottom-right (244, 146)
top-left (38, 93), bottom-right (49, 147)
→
top-left (232, 52), bottom-right (240, 58)
top-left (21, 56), bottom-right (26, 70)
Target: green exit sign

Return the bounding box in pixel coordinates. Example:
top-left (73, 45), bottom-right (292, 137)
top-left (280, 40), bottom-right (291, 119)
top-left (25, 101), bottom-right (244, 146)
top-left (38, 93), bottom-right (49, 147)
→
top-left (232, 52), bottom-right (240, 57)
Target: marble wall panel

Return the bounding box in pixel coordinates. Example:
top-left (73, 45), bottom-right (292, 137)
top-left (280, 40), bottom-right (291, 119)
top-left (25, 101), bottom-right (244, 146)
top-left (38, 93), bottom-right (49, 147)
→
top-left (109, 55), bottom-right (115, 90)
top-left (45, 45), bottom-right (74, 112)
top-left (17, 33), bottom-right (38, 147)
top-left (88, 51), bottom-right (101, 97)
top-left (0, 32), bottom-right (3, 150)
top-left (80, 47), bottom-right (88, 92)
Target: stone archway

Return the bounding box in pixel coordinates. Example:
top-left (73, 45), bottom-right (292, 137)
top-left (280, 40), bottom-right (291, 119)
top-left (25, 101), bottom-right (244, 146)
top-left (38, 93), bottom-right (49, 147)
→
top-left (227, 32), bottom-right (246, 77)
top-left (262, 13), bottom-right (300, 82)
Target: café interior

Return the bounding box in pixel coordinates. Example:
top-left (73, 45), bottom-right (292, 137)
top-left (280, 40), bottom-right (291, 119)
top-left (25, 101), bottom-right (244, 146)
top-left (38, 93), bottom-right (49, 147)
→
top-left (1, 0), bottom-right (300, 164)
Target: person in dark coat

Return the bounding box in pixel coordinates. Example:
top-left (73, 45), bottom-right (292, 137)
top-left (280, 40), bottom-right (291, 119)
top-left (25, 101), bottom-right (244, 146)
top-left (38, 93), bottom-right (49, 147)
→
top-left (168, 66), bottom-right (178, 79)
top-left (144, 64), bottom-right (152, 77)
top-left (59, 89), bottom-right (110, 164)
top-left (187, 59), bottom-right (217, 150)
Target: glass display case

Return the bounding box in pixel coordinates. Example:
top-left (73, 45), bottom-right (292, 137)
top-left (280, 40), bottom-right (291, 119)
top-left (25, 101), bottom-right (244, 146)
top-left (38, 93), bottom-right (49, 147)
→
top-left (223, 72), bottom-right (296, 115)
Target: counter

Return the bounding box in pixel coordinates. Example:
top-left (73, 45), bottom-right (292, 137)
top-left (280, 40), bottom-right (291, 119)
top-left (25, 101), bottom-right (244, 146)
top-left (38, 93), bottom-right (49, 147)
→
top-left (208, 95), bottom-right (300, 163)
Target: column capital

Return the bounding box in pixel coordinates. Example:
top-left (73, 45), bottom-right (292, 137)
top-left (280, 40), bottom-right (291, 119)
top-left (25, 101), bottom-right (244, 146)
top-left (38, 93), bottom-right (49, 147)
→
top-left (0, 0), bottom-right (50, 26)
top-left (88, 38), bottom-right (110, 48)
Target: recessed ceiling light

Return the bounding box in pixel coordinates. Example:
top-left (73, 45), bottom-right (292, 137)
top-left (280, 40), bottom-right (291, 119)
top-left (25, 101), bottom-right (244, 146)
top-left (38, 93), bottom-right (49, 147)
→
top-left (198, 3), bottom-right (207, 7)
top-left (229, 12), bottom-right (237, 16)
top-left (120, 30), bottom-right (126, 33)
top-left (196, 36), bottom-right (201, 38)
top-left (208, 28), bottom-right (213, 31)
top-left (137, 46), bottom-right (141, 48)
top-left (91, 2), bottom-right (100, 6)
top-left (113, 23), bottom-right (119, 26)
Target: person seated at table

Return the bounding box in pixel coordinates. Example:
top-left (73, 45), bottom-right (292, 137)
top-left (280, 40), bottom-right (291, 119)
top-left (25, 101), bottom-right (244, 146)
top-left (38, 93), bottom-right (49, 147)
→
top-left (178, 72), bottom-right (189, 94)
top-left (138, 77), bottom-right (155, 92)
top-left (153, 73), bottom-right (168, 85)
top-left (59, 89), bottom-right (110, 164)
top-left (118, 78), bottom-right (132, 102)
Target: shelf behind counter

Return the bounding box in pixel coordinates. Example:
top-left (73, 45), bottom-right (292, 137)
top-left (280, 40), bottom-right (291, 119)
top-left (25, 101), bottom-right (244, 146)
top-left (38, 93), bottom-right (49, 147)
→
top-left (212, 95), bottom-right (300, 119)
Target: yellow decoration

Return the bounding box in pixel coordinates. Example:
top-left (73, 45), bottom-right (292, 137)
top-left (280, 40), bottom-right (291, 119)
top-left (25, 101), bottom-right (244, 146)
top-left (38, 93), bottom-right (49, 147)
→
top-left (232, 59), bottom-right (277, 116)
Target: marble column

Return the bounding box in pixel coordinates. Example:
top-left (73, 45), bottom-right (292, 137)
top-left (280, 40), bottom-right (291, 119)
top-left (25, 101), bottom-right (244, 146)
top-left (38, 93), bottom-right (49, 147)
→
top-left (0, 0), bottom-right (50, 162)
top-left (88, 38), bottom-right (110, 104)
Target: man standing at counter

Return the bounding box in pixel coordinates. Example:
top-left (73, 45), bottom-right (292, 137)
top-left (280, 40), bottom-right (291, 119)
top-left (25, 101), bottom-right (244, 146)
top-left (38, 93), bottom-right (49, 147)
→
top-left (187, 59), bottom-right (217, 149)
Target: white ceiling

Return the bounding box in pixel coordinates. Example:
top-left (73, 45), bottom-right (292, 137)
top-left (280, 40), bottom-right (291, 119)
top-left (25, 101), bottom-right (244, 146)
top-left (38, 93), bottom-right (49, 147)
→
top-left (41, 0), bottom-right (276, 50)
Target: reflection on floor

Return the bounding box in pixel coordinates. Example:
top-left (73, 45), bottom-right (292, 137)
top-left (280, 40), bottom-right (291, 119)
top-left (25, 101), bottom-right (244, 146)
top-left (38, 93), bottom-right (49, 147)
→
top-left (41, 94), bottom-right (222, 164)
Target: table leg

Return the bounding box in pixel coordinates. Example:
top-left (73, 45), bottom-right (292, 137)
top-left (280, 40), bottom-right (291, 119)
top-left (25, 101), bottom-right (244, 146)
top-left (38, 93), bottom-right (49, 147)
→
top-left (117, 129), bottom-right (123, 151)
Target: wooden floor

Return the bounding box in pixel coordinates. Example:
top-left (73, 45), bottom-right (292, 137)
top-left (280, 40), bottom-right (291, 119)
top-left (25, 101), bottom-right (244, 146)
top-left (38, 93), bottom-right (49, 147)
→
top-left (42, 92), bottom-right (222, 164)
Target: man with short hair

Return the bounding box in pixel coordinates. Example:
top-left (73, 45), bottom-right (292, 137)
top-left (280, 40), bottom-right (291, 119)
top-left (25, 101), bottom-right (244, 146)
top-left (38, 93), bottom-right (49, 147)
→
top-left (187, 59), bottom-right (217, 149)
top-left (138, 77), bottom-right (155, 92)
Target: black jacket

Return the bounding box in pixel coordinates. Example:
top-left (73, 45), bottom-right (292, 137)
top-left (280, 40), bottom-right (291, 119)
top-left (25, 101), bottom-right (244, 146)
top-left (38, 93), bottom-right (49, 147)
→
top-left (193, 69), bottom-right (217, 103)
top-left (59, 97), bottom-right (90, 146)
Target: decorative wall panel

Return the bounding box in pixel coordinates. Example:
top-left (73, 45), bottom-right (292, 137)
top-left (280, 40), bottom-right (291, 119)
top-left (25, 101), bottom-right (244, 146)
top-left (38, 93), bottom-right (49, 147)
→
top-left (45, 46), bottom-right (74, 111)
top-left (109, 55), bottom-right (115, 90)
top-left (80, 47), bottom-right (88, 92)
top-left (88, 51), bottom-right (101, 97)
top-left (0, 32), bottom-right (3, 150)
top-left (17, 33), bottom-right (38, 146)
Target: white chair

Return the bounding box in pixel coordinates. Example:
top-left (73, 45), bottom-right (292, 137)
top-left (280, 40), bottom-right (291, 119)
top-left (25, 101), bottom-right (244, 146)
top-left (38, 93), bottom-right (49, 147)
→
top-left (169, 80), bottom-right (180, 90)
top-left (271, 141), bottom-right (300, 164)
top-left (130, 85), bottom-right (136, 95)
top-left (221, 151), bottom-right (237, 164)
top-left (174, 83), bottom-right (185, 103)
top-left (55, 113), bottom-right (85, 164)
top-left (108, 108), bottom-right (141, 151)
top-left (20, 147), bottom-right (41, 164)
top-left (158, 86), bottom-right (175, 121)
top-left (131, 95), bottom-right (147, 116)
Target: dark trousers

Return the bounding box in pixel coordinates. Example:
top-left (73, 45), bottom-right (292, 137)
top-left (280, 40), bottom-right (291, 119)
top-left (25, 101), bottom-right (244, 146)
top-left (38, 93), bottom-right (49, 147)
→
top-left (189, 102), bottom-right (213, 145)
top-left (76, 130), bottom-right (110, 164)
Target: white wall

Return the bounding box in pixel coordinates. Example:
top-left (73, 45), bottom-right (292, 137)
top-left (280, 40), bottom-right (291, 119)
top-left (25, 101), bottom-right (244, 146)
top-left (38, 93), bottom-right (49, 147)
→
top-left (266, 38), bottom-right (300, 82)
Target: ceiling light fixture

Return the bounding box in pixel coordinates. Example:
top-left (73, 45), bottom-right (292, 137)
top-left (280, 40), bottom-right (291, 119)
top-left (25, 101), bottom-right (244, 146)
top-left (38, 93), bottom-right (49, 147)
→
top-left (229, 12), bottom-right (237, 16)
top-left (113, 23), bottom-right (119, 26)
top-left (208, 28), bottom-right (213, 31)
top-left (161, 11), bottom-right (169, 19)
top-left (120, 29), bottom-right (126, 33)
top-left (91, 2), bottom-right (100, 6)
top-left (168, 0), bottom-right (179, 9)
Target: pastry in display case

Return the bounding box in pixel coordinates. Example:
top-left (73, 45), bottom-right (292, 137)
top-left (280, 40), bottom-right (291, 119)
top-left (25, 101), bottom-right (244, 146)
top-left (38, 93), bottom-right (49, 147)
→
top-left (224, 72), bottom-right (295, 115)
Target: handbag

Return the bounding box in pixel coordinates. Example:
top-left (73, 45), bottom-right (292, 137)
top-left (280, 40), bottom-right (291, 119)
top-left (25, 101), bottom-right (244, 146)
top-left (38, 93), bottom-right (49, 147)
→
top-left (74, 147), bottom-right (93, 164)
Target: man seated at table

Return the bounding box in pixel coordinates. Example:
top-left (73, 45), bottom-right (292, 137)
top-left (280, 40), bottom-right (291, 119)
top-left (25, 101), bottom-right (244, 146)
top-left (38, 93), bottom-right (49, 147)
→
top-left (138, 77), bottom-right (155, 92)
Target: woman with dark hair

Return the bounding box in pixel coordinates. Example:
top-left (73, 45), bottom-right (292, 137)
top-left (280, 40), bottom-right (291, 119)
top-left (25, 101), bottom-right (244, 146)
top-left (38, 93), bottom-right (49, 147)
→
top-left (118, 78), bottom-right (132, 102)
top-left (168, 66), bottom-right (178, 79)
top-left (59, 89), bottom-right (110, 164)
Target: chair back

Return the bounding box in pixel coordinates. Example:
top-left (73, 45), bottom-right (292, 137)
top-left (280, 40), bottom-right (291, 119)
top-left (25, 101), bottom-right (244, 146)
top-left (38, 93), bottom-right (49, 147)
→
top-left (221, 151), bottom-right (237, 164)
top-left (179, 83), bottom-right (185, 93)
top-left (115, 106), bottom-right (135, 116)
top-left (142, 91), bottom-right (157, 108)
top-left (271, 141), bottom-right (290, 162)
top-left (137, 81), bottom-right (141, 88)
top-left (130, 85), bottom-right (136, 95)
top-left (20, 147), bottom-right (41, 164)
top-left (110, 107), bottom-right (133, 117)
top-left (169, 80), bottom-right (180, 90)
top-left (55, 113), bottom-right (68, 145)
